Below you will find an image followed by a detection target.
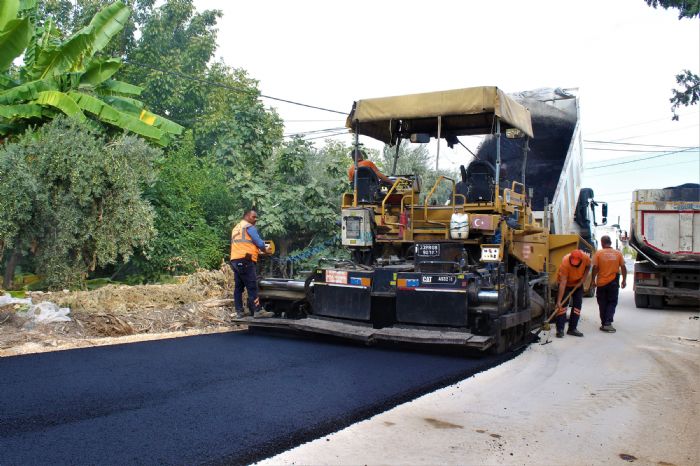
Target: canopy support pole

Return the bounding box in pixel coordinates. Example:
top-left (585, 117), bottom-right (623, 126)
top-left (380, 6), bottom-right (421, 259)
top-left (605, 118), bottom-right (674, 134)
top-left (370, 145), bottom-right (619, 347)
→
top-left (435, 116), bottom-right (442, 172)
top-left (495, 118), bottom-right (501, 191)
top-left (521, 137), bottom-right (530, 186)
top-left (353, 124), bottom-right (360, 207)
top-left (391, 141), bottom-right (400, 176)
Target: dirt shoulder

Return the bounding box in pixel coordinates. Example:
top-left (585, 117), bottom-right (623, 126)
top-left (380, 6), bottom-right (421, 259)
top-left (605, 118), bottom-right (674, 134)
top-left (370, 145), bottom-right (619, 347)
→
top-left (0, 265), bottom-right (244, 358)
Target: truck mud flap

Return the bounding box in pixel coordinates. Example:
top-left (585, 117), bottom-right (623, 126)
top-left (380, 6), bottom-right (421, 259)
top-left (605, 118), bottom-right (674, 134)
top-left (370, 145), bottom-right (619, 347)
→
top-left (234, 317), bottom-right (493, 349)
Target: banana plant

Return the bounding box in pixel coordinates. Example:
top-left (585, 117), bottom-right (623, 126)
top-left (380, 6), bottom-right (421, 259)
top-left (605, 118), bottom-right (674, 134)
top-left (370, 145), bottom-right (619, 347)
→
top-left (0, 0), bottom-right (182, 145)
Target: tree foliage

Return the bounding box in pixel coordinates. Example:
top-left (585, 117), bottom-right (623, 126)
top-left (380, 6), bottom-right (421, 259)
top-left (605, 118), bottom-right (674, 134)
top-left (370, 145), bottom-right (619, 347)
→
top-left (132, 131), bottom-right (237, 280)
top-left (0, 117), bottom-right (159, 289)
top-left (644, 0), bottom-right (700, 19)
top-left (644, 0), bottom-right (700, 119)
top-left (0, 0), bottom-right (182, 144)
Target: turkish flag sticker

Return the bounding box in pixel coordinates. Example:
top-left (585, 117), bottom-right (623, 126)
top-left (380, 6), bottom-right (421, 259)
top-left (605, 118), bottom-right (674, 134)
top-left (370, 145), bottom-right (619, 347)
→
top-left (471, 214), bottom-right (493, 230)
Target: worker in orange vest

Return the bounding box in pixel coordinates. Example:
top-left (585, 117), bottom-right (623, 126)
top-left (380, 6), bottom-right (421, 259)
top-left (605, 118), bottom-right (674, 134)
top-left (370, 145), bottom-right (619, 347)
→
top-left (555, 249), bottom-right (591, 338)
top-left (591, 235), bottom-right (627, 333)
top-left (347, 148), bottom-right (393, 186)
top-left (230, 209), bottom-right (273, 319)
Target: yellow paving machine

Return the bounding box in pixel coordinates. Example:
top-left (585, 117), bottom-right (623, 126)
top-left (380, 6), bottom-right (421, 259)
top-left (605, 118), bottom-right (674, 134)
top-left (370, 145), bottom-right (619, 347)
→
top-left (239, 86), bottom-right (584, 353)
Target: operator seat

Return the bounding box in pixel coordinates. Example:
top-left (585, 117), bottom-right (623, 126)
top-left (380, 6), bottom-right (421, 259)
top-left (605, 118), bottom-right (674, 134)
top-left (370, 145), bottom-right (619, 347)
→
top-left (353, 165), bottom-right (382, 203)
top-left (466, 160), bottom-right (496, 203)
top-left (455, 165), bottom-right (469, 205)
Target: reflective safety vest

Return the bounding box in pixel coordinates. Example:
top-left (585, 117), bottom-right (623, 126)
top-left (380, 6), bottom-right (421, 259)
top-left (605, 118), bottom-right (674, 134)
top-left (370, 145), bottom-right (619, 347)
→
top-left (230, 220), bottom-right (260, 262)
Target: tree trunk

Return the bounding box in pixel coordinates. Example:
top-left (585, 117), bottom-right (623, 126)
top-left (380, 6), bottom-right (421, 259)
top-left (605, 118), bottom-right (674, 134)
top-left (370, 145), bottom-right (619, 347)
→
top-left (2, 248), bottom-right (21, 290)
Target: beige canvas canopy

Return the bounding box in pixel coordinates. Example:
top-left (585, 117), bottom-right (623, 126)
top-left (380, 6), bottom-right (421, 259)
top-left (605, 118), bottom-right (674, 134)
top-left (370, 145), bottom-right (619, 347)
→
top-left (346, 86), bottom-right (534, 144)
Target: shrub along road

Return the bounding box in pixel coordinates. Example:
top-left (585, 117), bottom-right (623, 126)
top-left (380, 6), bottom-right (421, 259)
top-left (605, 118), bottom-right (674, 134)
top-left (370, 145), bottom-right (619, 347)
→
top-left (0, 331), bottom-right (515, 465)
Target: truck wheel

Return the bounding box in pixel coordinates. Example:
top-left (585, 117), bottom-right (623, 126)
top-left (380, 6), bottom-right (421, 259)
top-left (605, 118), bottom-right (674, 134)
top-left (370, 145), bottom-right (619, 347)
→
top-left (648, 295), bottom-right (665, 309)
top-left (634, 293), bottom-right (649, 308)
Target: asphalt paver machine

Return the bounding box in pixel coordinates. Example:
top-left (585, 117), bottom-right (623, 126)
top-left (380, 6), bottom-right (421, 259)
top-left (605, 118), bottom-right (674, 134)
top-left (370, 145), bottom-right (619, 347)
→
top-left (238, 86), bottom-right (581, 353)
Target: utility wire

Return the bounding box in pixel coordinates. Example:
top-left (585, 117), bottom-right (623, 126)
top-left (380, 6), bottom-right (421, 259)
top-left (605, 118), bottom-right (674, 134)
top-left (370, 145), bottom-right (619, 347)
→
top-left (302, 130), bottom-right (350, 141)
top-left (584, 147), bottom-right (695, 153)
top-left (586, 111), bottom-right (698, 135)
top-left (590, 159), bottom-right (698, 176)
top-left (584, 140), bottom-right (696, 149)
top-left (284, 127), bottom-right (347, 137)
top-left (586, 147), bottom-right (699, 169)
top-left (123, 60), bottom-right (347, 115)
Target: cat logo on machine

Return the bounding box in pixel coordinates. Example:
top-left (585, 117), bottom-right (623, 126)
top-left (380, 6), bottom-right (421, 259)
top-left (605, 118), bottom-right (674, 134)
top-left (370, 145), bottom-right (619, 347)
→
top-left (421, 274), bottom-right (456, 285)
top-left (522, 244), bottom-right (534, 260)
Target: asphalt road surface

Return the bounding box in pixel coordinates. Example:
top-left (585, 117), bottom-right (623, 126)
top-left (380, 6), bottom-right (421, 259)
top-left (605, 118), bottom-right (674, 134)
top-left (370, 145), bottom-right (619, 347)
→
top-left (262, 286), bottom-right (700, 466)
top-left (0, 330), bottom-right (514, 465)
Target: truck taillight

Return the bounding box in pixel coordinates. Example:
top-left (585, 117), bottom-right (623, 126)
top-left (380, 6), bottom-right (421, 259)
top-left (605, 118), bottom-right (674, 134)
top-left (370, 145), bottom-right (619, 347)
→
top-left (635, 272), bottom-right (660, 286)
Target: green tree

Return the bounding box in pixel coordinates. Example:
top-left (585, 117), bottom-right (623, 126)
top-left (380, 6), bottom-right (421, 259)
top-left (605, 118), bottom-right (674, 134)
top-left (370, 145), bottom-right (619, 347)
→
top-left (0, 0), bottom-right (182, 144)
top-left (117, 0), bottom-right (221, 126)
top-left (644, 0), bottom-right (700, 119)
top-left (0, 117), bottom-right (159, 289)
top-left (132, 131), bottom-right (237, 280)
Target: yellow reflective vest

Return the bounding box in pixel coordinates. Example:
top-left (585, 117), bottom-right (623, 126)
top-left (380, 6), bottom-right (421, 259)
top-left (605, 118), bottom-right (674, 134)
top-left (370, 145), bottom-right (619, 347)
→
top-left (230, 220), bottom-right (260, 262)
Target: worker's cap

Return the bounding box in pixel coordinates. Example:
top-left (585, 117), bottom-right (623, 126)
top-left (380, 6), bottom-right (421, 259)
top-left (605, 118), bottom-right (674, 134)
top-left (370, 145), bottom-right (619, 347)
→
top-left (569, 249), bottom-right (584, 266)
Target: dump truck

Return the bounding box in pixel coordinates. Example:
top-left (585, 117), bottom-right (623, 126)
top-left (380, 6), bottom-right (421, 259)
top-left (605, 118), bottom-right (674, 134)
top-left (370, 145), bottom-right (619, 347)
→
top-left (233, 85), bottom-right (607, 353)
top-left (630, 184), bottom-right (700, 308)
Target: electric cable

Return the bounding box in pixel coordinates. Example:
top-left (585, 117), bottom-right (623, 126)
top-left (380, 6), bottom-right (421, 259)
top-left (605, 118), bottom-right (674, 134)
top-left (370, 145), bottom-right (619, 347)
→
top-left (123, 60), bottom-right (347, 115)
top-left (586, 147), bottom-right (699, 169)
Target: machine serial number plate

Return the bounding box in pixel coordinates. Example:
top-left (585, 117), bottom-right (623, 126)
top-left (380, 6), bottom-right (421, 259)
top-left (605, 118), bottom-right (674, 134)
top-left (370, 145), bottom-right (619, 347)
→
top-left (481, 247), bottom-right (501, 262)
top-left (325, 270), bottom-right (348, 284)
top-left (416, 244), bottom-right (440, 257)
top-left (421, 274), bottom-right (456, 285)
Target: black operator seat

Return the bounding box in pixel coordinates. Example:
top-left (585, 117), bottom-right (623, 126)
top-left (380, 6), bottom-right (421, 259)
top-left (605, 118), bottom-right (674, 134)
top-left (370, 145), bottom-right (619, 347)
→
top-left (466, 160), bottom-right (496, 203)
top-left (353, 165), bottom-right (382, 203)
top-left (455, 165), bottom-right (469, 205)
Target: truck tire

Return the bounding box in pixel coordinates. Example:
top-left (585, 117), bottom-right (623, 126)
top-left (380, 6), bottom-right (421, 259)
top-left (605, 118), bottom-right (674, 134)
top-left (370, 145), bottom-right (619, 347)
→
top-left (648, 295), bottom-right (665, 309)
top-left (634, 293), bottom-right (649, 308)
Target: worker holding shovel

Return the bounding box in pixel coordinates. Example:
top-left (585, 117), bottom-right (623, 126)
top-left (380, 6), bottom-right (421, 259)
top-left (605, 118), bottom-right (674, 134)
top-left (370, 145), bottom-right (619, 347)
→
top-left (555, 250), bottom-right (591, 338)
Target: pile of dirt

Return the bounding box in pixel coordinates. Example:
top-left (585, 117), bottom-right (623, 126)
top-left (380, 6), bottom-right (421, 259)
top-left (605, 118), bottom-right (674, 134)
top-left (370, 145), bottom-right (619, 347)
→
top-left (0, 264), bottom-right (244, 357)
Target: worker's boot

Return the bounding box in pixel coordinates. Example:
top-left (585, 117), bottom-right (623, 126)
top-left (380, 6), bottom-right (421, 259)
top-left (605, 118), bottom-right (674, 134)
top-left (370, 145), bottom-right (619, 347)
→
top-left (567, 312), bottom-right (583, 336)
top-left (253, 309), bottom-right (275, 318)
top-left (600, 324), bottom-right (616, 333)
top-left (566, 328), bottom-right (584, 337)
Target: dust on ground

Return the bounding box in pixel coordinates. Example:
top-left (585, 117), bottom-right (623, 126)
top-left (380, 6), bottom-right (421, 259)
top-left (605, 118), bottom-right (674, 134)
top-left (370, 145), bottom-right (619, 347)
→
top-left (0, 263), bottom-right (244, 357)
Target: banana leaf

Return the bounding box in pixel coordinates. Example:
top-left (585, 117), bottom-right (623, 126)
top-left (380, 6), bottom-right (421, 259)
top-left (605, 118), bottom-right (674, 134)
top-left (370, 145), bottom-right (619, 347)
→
top-left (0, 78), bottom-right (58, 104)
top-left (0, 0), bottom-right (19, 31)
top-left (0, 102), bottom-right (42, 118)
top-left (100, 95), bottom-right (143, 113)
top-left (80, 58), bottom-right (121, 87)
top-left (19, 0), bottom-right (36, 11)
top-left (98, 79), bottom-right (142, 95)
top-left (0, 18), bottom-right (31, 71)
top-left (34, 90), bottom-right (85, 121)
top-left (31, 30), bottom-right (92, 79)
top-left (85, 1), bottom-right (129, 56)
top-left (138, 109), bottom-right (184, 136)
top-left (68, 91), bottom-right (166, 143)
top-left (100, 94), bottom-right (183, 136)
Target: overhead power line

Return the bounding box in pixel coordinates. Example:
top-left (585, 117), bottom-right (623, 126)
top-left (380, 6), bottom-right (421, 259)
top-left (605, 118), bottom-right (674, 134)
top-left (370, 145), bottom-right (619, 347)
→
top-left (284, 127), bottom-right (347, 137)
top-left (584, 147), bottom-right (693, 153)
top-left (586, 147), bottom-right (699, 169)
top-left (584, 140), bottom-right (697, 149)
top-left (123, 60), bottom-right (347, 115)
top-left (302, 131), bottom-right (350, 141)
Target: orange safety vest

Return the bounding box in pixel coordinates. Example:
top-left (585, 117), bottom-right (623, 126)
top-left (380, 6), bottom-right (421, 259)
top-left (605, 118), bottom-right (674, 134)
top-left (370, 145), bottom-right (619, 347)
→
top-left (230, 220), bottom-right (260, 262)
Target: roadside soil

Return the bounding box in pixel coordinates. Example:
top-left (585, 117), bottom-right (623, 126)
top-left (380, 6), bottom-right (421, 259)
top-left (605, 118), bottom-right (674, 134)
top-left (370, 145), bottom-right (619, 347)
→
top-left (0, 264), bottom-right (242, 357)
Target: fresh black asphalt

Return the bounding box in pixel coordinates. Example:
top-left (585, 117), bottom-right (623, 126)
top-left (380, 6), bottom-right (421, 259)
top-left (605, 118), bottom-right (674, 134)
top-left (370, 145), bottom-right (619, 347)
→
top-left (0, 330), bottom-right (516, 465)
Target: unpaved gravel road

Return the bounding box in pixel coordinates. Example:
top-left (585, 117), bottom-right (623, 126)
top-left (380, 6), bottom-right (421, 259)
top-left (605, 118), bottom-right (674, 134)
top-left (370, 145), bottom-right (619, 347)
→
top-left (261, 285), bottom-right (699, 466)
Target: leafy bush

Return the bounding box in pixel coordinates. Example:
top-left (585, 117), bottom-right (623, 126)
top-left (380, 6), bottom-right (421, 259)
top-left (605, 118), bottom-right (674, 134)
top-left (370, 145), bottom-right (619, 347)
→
top-left (0, 118), bottom-right (159, 289)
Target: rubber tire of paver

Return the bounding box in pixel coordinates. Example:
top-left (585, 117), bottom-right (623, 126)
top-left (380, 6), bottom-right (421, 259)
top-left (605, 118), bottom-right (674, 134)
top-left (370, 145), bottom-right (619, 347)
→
top-left (648, 295), bottom-right (665, 309)
top-left (634, 292), bottom-right (649, 308)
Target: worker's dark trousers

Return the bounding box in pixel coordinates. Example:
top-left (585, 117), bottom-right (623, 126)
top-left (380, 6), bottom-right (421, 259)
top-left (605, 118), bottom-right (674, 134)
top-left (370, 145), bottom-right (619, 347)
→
top-left (230, 259), bottom-right (261, 315)
top-left (556, 286), bottom-right (583, 332)
top-left (596, 279), bottom-right (619, 326)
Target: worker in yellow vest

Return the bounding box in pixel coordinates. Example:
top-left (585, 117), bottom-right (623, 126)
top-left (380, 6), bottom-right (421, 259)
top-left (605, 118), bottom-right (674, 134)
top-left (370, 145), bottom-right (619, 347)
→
top-left (230, 209), bottom-right (273, 319)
